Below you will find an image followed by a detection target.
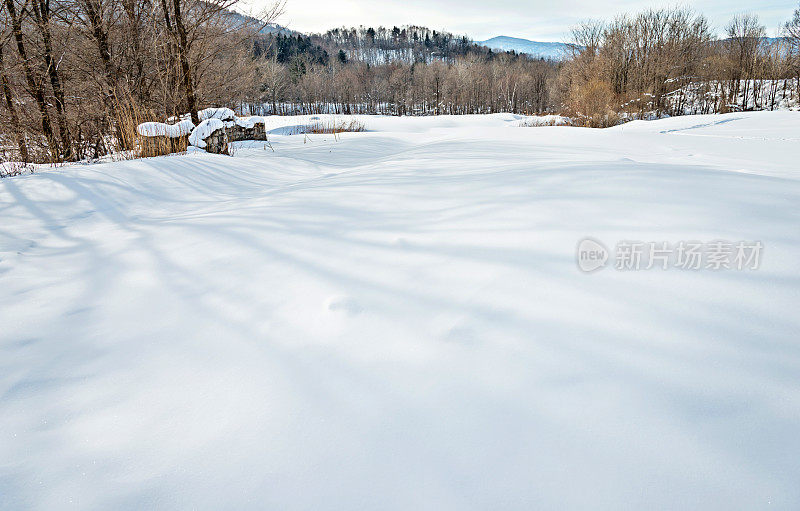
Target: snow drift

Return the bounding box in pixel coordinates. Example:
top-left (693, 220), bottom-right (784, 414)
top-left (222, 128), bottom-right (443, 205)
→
top-left (2, 112), bottom-right (800, 510)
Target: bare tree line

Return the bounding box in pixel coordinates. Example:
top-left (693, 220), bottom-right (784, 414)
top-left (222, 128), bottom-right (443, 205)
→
top-left (250, 8), bottom-right (800, 124)
top-left (0, 0), bottom-right (281, 163)
top-left (1, 2), bottom-right (800, 164)
top-left (560, 8), bottom-right (800, 126)
top-left (250, 54), bottom-right (555, 117)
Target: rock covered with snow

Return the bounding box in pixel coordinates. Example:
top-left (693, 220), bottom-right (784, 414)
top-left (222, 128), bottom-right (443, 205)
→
top-left (188, 119), bottom-right (225, 149)
top-left (137, 108), bottom-right (267, 154)
top-left (138, 109), bottom-right (268, 154)
top-left (234, 116), bottom-right (260, 129)
top-left (188, 116), bottom-right (270, 153)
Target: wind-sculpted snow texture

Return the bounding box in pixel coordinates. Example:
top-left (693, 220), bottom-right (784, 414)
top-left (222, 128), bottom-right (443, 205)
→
top-left (1, 112), bottom-right (800, 510)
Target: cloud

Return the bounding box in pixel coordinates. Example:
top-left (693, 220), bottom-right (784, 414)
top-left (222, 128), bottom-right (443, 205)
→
top-left (268, 0), bottom-right (797, 40)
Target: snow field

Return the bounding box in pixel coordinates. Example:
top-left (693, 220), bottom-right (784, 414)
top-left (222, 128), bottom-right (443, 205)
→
top-left (1, 112), bottom-right (800, 510)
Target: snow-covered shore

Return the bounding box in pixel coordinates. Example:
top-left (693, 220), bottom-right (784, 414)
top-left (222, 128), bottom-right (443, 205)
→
top-left (2, 112), bottom-right (800, 509)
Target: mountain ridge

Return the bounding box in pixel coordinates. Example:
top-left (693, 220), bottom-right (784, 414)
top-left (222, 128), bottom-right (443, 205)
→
top-left (475, 36), bottom-right (571, 60)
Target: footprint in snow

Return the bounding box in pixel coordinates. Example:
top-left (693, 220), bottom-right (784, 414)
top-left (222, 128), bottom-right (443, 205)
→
top-left (327, 296), bottom-right (363, 316)
top-left (444, 325), bottom-right (479, 346)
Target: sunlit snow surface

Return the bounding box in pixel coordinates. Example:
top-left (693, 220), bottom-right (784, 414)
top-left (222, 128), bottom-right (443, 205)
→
top-left (1, 112), bottom-right (800, 509)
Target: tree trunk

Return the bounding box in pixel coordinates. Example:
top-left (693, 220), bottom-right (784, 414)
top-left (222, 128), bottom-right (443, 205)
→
top-left (161, 0), bottom-right (198, 124)
top-left (82, 0), bottom-right (115, 92)
top-left (32, 0), bottom-right (73, 159)
top-left (0, 43), bottom-right (29, 162)
top-left (4, 0), bottom-right (59, 161)
top-left (172, 0), bottom-right (198, 124)
top-left (121, 0), bottom-right (147, 103)
top-left (81, 0), bottom-right (128, 149)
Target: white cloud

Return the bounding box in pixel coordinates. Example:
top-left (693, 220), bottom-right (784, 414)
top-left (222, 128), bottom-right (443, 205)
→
top-left (259, 0), bottom-right (798, 41)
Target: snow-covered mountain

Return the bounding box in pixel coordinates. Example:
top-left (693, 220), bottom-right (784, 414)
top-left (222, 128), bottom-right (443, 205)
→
top-left (259, 22), bottom-right (295, 36)
top-left (476, 36), bottom-right (571, 60)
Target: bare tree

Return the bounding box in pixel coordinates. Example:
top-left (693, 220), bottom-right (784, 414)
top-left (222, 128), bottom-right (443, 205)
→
top-left (785, 2), bottom-right (800, 90)
top-left (158, 0), bottom-right (283, 124)
top-left (30, 0), bottom-right (74, 158)
top-left (4, 0), bottom-right (61, 160)
top-left (725, 14), bottom-right (766, 109)
top-left (0, 26), bottom-right (29, 161)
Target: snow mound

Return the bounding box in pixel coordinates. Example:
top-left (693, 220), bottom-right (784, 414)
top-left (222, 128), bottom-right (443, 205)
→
top-left (188, 118), bottom-right (225, 148)
top-left (199, 107), bottom-right (235, 121)
top-left (234, 116), bottom-right (261, 128)
top-left (136, 119), bottom-right (195, 138)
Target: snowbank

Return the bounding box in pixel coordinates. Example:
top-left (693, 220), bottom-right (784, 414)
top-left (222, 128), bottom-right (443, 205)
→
top-left (2, 111), bottom-right (800, 509)
top-left (142, 112), bottom-right (576, 153)
top-left (136, 119), bottom-right (194, 138)
top-left (199, 107), bottom-right (235, 121)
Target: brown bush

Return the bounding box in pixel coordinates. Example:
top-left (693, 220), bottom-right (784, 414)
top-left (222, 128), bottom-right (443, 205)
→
top-left (112, 97), bottom-right (189, 159)
top-left (569, 79), bottom-right (620, 128)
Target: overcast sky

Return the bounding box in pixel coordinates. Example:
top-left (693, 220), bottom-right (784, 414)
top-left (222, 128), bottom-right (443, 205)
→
top-left (255, 0), bottom-right (798, 41)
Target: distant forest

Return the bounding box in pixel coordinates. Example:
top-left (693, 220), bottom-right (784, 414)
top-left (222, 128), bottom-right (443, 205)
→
top-left (1, 0), bottom-right (800, 163)
top-left (257, 26), bottom-right (496, 65)
top-left (249, 25), bottom-right (555, 117)
top-left (250, 15), bottom-right (800, 125)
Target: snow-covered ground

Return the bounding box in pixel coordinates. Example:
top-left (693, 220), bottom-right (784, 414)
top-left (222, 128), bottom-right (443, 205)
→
top-left (1, 112), bottom-right (800, 510)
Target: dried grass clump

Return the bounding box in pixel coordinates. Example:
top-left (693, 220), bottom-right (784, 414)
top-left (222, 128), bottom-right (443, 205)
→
top-left (113, 96), bottom-right (188, 160)
top-left (0, 160), bottom-right (32, 178)
top-left (518, 116), bottom-right (574, 127)
top-left (304, 119), bottom-right (366, 135)
top-left (567, 79), bottom-right (621, 128)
